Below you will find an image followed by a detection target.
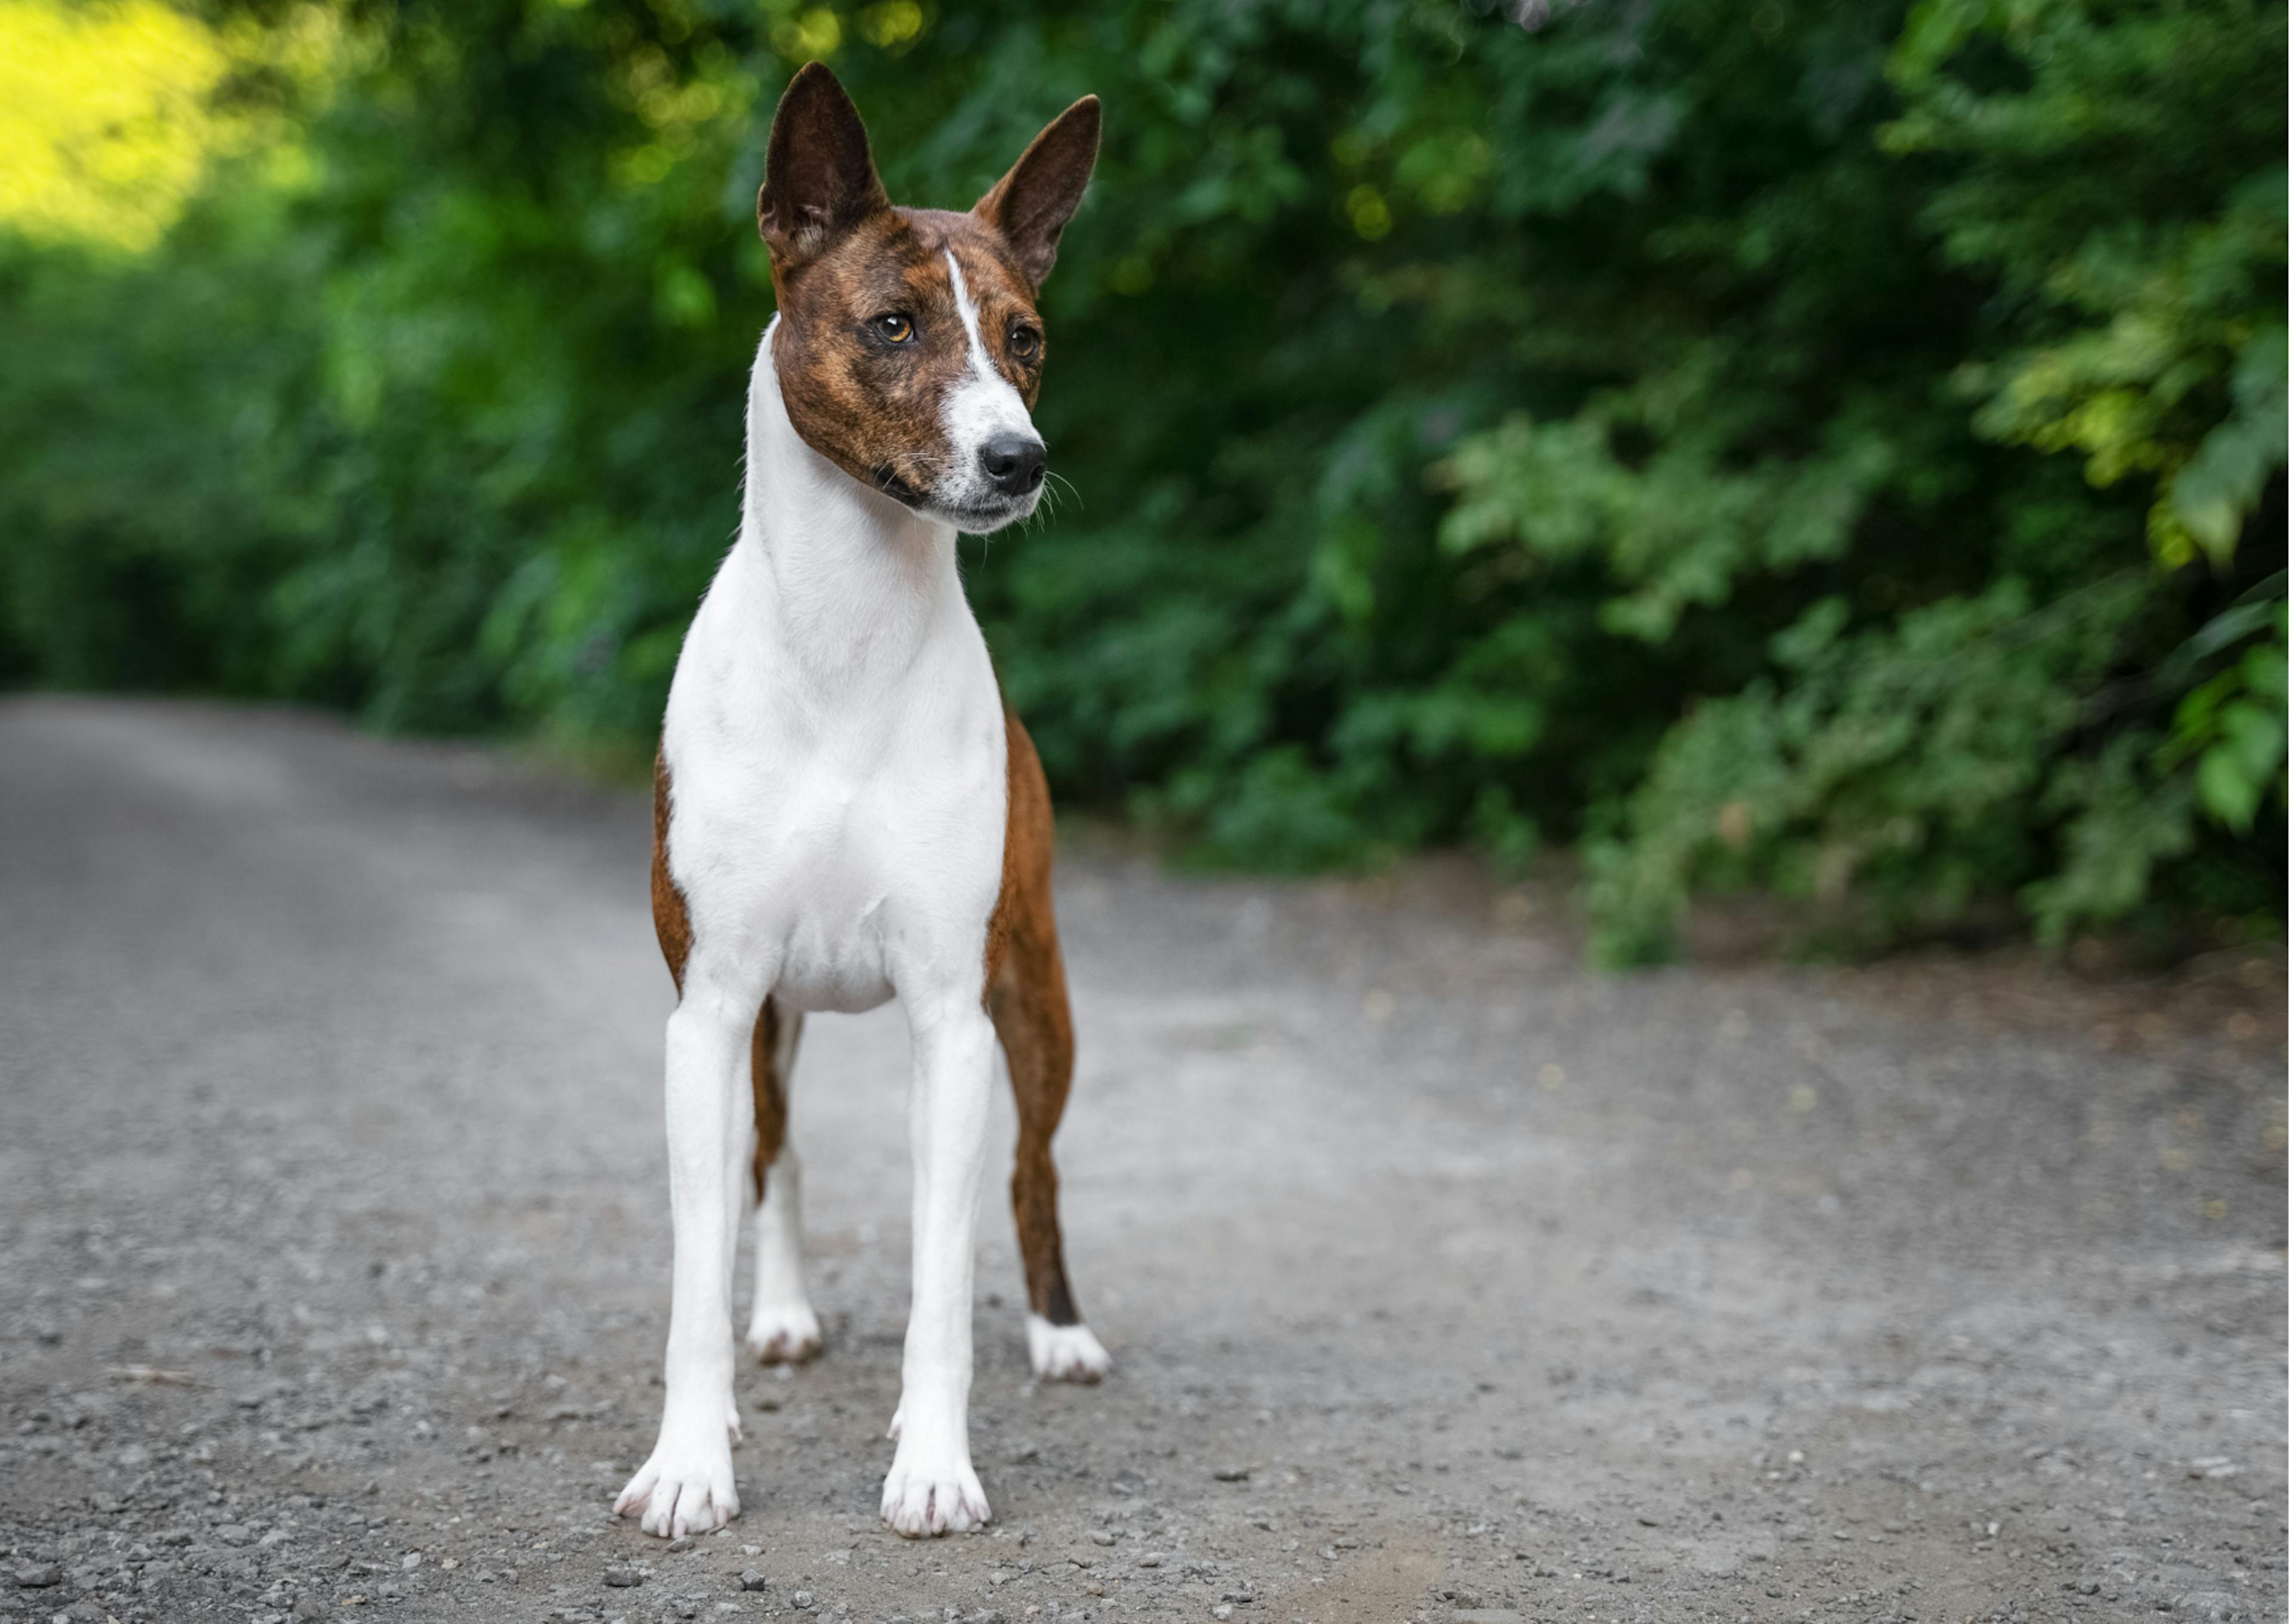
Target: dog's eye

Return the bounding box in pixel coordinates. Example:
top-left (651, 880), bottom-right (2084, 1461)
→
top-left (872, 313), bottom-right (915, 345)
top-left (1007, 324), bottom-right (1041, 360)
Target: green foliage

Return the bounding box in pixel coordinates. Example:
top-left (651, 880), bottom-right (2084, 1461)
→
top-left (2159, 593), bottom-right (2289, 832)
top-left (1883, 0), bottom-right (2287, 569)
top-left (0, 0), bottom-right (2279, 957)
top-left (1526, 0), bottom-right (2288, 959)
top-left (1583, 574), bottom-right (2177, 960)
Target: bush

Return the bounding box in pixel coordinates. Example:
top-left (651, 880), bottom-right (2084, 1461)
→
top-left (0, 0), bottom-right (2279, 957)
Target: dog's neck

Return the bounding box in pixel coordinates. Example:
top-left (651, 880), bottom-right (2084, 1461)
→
top-left (734, 319), bottom-right (965, 691)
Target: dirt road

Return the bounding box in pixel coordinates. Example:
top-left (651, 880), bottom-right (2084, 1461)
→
top-left (1, 698), bottom-right (2282, 1624)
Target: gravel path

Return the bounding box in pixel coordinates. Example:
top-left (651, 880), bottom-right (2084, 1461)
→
top-left (1, 696), bottom-right (2282, 1624)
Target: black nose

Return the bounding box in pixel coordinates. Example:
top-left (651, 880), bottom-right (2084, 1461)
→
top-left (980, 433), bottom-right (1047, 497)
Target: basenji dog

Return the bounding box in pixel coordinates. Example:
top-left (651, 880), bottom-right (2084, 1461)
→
top-left (614, 64), bottom-right (1107, 1541)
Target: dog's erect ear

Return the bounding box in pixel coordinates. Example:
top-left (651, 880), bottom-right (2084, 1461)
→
top-left (757, 62), bottom-right (889, 271)
top-left (974, 96), bottom-right (1101, 289)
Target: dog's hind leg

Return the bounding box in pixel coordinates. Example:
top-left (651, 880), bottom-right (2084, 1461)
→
top-left (744, 996), bottom-right (822, 1363)
top-left (991, 941), bottom-right (1109, 1383)
top-left (986, 714), bottom-right (1109, 1384)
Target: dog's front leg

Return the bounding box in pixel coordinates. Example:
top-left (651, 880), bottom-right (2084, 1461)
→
top-left (881, 996), bottom-right (996, 1537)
top-left (616, 978), bottom-right (759, 1537)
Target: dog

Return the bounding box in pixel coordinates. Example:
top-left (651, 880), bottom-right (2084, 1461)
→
top-left (613, 63), bottom-right (1107, 1542)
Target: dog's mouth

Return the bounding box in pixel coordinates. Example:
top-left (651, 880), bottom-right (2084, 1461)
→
top-left (934, 494), bottom-right (1036, 532)
top-left (871, 465), bottom-right (1038, 533)
top-left (871, 466), bottom-right (930, 509)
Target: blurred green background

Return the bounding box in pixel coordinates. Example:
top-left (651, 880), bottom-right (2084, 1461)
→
top-left (1, 0), bottom-right (2281, 962)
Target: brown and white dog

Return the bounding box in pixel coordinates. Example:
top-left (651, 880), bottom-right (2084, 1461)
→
top-left (614, 65), bottom-right (1106, 1541)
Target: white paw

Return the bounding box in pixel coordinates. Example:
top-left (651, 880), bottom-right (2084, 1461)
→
top-left (880, 1443), bottom-right (989, 1538)
top-left (745, 1300), bottom-right (823, 1365)
top-left (614, 1427), bottom-right (739, 1539)
top-left (1027, 1314), bottom-right (1112, 1383)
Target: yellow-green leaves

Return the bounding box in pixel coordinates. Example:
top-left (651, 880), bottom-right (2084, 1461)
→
top-left (2168, 327), bottom-right (2288, 570)
top-left (0, 0), bottom-right (337, 253)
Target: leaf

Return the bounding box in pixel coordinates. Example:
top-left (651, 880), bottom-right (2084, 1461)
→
top-left (2197, 741), bottom-right (2264, 832)
top-left (2171, 327), bottom-right (2289, 568)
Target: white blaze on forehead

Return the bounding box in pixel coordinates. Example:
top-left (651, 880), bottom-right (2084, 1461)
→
top-left (944, 251), bottom-right (997, 381)
top-left (937, 250), bottom-right (1036, 503)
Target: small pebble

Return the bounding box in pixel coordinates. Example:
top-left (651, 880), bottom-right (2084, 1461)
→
top-left (14, 1564), bottom-right (62, 1589)
top-left (604, 1566), bottom-right (645, 1588)
top-left (790, 1590), bottom-right (814, 1608)
top-left (1089, 1530), bottom-right (1115, 1546)
top-left (667, 1536), bottom-right (697, 1554)
top-left (1212, 1465), bottom-right (1249, 1483)
top-left (739, 1569), bottom-right (770, 1592)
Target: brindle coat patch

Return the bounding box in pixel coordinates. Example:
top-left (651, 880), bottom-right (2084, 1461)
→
top-left (651, 748), bottom-right (692, 994)
top-left (769, 211), bottom-right (1047, 506)
top-left (756, 62), bottom-right (1095, 510)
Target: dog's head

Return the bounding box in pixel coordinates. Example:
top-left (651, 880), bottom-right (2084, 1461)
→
top-left (758, 63), bottom-right (1099, 534)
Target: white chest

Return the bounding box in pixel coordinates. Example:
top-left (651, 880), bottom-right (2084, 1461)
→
top-left (660, 556), bottom-right (1007, 1016)
top-left (666, 681), bottom-right (1005, 1013)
